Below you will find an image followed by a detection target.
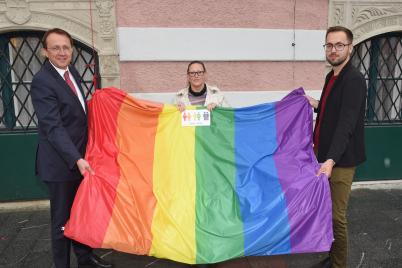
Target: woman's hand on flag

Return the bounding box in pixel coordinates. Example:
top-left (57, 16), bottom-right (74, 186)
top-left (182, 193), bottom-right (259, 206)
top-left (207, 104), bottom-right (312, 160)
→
top-left (177, 102), bottom-right (186, 112)
top-left (207, 103), bottom-right (217, 111)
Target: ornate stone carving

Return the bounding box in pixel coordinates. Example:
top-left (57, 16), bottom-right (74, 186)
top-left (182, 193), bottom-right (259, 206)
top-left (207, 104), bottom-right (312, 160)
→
top-left (329, 1), bottom-right (402, 43)
top-left (95, 0), bottom-right (114, 17)
top-left (332, 4), bottom-right (345, 25)
top-left (5, 0), bottom-right (32, 25)
top-left (352, 5), bottom-right (402, 25)
top-left (100, 18), bottom-right (114, 37)
top-left (100, 55), bottom-right (119, 75)
top-left (94, 0), bottom-right (115, 37)
top-left (354, 15), bottom-right (402, 41)
top-left (99, 54), bottom-right (120, 87)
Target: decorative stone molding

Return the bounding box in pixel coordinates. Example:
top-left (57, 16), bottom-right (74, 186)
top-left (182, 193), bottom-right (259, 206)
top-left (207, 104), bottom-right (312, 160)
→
top-left (95, 0), bottom-right (114, 17)
top-left (331, 3), bottom-right (345, 26)
top-left (95, 0), bottom-right (115, 40)
top-left (0, 0), bottom-right (120, 87)
top-left (99, 18), bottom-right (114, 37)
top-left (5, 0), bottom-right (32, 25)
top-left (329, 1), bottom-right (402, 44)
top-left (352, 5), bottom-right (402, 26)
top-left (99, 54), bottom-right (120, 87)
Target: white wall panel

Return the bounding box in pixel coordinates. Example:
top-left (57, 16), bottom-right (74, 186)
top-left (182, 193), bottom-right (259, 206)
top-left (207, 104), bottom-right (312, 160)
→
top-left (118, 27), bottom-right (326, 61)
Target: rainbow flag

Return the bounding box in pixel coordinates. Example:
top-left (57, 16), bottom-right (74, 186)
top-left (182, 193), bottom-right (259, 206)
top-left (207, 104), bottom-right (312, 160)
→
top-left (65, 87), bottom-right (333, 264)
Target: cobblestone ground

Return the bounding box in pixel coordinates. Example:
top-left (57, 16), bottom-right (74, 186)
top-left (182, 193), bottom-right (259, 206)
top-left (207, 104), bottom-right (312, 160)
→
top-left (0, 187), bottom-right (401, 268)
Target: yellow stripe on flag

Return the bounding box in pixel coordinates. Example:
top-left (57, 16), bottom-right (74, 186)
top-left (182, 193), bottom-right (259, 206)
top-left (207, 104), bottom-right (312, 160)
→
top-left (150, 106), bottom-right (196, 264)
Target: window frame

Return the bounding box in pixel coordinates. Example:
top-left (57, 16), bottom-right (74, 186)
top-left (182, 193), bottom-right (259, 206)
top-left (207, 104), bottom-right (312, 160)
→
top-left (0, 30), bottom-right (101, 133)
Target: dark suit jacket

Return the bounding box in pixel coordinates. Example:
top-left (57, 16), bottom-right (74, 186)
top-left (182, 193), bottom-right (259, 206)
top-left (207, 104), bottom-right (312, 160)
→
top-left (31, 60), bottom-right (88, 182)
top-left (314, 60), bottom-right (367, 167)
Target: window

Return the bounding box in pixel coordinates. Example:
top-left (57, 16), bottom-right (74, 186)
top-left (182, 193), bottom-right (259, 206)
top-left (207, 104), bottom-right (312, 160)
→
top-left (351, 32), bottom-right (402, 125)
top-left (0, 31), bottom-right (100, 132)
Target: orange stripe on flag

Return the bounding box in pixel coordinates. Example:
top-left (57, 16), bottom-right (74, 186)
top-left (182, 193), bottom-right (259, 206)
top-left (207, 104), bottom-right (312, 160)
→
top-left (101, 92), bottom-right (164, 254)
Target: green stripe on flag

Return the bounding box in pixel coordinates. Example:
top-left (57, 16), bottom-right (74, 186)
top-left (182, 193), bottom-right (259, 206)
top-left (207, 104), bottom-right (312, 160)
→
top-left (195, 108), bottom-right (244, 264)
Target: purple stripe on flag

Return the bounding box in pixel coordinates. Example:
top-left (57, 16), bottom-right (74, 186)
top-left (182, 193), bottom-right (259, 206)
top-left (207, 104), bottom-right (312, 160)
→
top-left (273, 87), bottom-right (333, 253)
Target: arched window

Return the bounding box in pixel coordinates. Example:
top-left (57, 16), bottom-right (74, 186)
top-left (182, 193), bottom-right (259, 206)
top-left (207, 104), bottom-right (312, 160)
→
top-left (351, 32), bottom-right (402, 125)
top-left (0, 31), bottom-right (100, 132)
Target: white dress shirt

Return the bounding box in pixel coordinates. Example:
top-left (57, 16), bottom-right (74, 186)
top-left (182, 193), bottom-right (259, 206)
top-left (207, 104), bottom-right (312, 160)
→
top-left (49, 61), bottom-right (86, 113)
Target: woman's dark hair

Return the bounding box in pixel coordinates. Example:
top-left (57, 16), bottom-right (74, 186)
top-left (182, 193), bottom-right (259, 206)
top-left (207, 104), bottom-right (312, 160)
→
top-left (42, 28), bottom-right (74, 49)
top-left (187, 60), bottom-right (207, 73)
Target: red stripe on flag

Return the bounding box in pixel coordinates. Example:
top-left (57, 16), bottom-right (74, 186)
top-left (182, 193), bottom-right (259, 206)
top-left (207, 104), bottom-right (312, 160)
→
top-left (64, 88), bottom-right (127, 247)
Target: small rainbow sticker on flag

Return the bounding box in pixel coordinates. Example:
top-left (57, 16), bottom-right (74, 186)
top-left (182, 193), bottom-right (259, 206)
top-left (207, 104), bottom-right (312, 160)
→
top-left (65, 87), bottom-right (333, 264)
top-left (182, 109), bottom-right (210, 126)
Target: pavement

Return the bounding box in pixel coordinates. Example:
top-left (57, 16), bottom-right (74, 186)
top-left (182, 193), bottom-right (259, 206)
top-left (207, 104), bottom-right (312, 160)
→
top-left (0, 181), bottom-right (401, 268)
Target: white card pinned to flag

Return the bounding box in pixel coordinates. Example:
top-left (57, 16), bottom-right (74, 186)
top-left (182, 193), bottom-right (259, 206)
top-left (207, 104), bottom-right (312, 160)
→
top-left (181, 109), bottom-right (210, 127)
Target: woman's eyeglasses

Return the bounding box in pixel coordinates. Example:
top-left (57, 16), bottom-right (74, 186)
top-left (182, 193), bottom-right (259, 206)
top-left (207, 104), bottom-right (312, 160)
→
top-left (188, 71), bottom-right (205, 77)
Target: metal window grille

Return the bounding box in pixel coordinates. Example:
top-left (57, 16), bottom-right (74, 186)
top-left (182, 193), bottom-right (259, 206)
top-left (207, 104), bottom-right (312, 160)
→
top-left (351, 32), bottom-right (402, 125)
top-left (0, 31), bottom-right (100, 133)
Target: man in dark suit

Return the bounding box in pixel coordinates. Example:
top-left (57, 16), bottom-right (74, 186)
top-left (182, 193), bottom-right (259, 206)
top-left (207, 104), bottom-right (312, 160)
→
top-left (305, 26), bottom-right (367, 268)
top-left (31, 28), bottom-right (112, 268)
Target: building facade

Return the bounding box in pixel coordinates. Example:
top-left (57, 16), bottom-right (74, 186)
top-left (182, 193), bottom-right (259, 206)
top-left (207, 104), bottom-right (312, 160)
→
top-left (0, 0), bottom-right (401, 201)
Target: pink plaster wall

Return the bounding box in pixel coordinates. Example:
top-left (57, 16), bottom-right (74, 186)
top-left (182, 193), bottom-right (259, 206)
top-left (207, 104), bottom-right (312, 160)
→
top-left (119, 61), bottom-right (326, 93)
top-left (115, 1), bottom-right (328, 94)
top-left (116, 0), bottom-right (328, 29)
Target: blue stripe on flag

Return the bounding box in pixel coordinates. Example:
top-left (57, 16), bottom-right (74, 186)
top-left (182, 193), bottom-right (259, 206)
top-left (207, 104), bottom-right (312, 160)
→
top-left (234, 103), bottom-right (291, 255)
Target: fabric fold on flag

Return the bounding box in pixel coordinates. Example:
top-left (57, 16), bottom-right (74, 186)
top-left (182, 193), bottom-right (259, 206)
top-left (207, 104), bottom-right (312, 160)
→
top-left (64, 87), bottom-right (333, 264)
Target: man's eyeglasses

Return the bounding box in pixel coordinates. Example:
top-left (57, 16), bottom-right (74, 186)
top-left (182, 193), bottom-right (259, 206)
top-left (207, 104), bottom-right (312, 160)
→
top-left (47, 46), bottom-right (72, 54)
top-left (188, 71), bottom-right (205, 77)
top-left (323, 43), bottom-right (351, 52)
